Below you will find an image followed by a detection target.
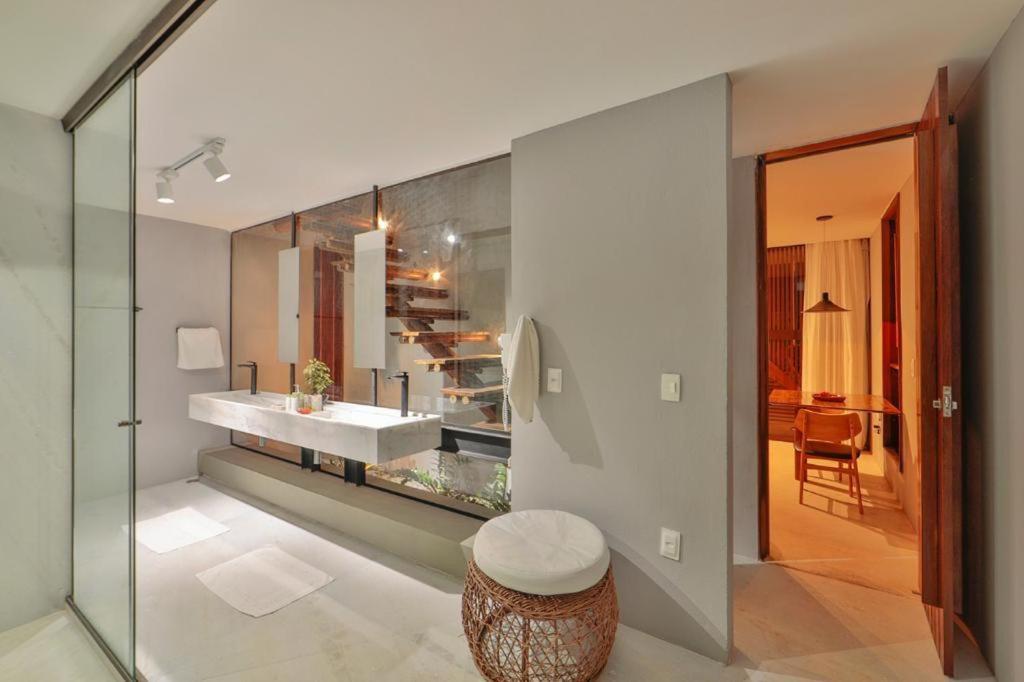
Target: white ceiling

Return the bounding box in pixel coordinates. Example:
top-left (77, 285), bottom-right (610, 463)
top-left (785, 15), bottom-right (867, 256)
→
top-left (766, 138), bottom-right (915, 248)
top-left (0, 0), bottom-right (169, 118)
top-left (131, 0), bottom-right (1022, 230)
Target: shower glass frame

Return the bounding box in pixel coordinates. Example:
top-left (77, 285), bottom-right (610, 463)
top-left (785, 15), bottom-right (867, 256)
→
top-left (69, 70), bottom-right (137, 680)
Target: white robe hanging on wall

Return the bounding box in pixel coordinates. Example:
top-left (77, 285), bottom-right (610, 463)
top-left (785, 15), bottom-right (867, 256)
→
top-left (801, 239), bottom-right (871, 447)
top-left (506, 315), bottom-right (539, 423)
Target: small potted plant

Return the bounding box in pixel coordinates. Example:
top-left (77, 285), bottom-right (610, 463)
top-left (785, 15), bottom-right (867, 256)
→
top-left (303, 358), bottom-right (333, 412)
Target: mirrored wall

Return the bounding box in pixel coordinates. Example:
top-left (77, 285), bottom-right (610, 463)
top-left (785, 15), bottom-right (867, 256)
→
top-left (230, 156), bottom-right (511, 516)
top-left (366, 158), bottom-right (511, 515)
top-left (229, 214), bottom-right (303, 465)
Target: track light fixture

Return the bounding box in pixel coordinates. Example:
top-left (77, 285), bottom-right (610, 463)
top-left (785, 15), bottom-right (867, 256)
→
top-left (203, 138), bottom-right (231, 182)
top-left (204, 154), bottom-right (231, 183)
top-left (156, 169), bottom-right (177, 204)
top-left (154, 137), bottom-right (231, 204)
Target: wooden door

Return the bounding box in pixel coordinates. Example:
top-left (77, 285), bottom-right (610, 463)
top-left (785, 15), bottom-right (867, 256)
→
top-left (916, 66), bottom-right (962, 677)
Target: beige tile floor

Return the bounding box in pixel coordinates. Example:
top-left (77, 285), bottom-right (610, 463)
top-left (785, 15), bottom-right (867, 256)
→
top-left (4, 476), bottom-right (994, 681)
top-left (767, 440), bottom-right (919, 597)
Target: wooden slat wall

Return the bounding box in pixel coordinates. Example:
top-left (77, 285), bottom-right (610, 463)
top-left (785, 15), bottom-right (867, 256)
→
top-left (766, 245), bottom-right (806, 439)
top-left (766, 245), bottom-right (806, 387)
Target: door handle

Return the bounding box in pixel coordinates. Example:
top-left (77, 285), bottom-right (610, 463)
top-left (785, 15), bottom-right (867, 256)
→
top-left (931, 386), bottom-right (958, 418)
top-left (117, 419), bottom-right (143, 427)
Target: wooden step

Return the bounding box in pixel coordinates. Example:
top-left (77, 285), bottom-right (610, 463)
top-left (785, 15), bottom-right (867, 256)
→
top-left (322, 242), bottom-right (408, 262)
top-left (387, 266), bottom-right (431, 281)
top-left (390, 331), bottom-right (490, 344)
top-left (440, 384), bottom-right (503, 399)
top-left (470, 420), bottom-right (512, 434)
top-left (416, 354), bottom-right (501, 371)
top-left (387, 306), bottom-right (468, 321)
top-left (386, 284), bottom-right (449, 300)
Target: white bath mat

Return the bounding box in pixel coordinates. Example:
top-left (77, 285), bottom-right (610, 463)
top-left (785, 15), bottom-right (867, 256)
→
top-left (130, 507), bottom-right (229, 554)
top-left (196, 546), bottom-right (334, 617)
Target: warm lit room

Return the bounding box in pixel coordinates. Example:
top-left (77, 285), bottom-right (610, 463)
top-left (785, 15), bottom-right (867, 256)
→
top-left (762, 138), bottom-right (920, 596)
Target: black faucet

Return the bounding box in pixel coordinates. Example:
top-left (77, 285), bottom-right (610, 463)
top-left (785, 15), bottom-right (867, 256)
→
top-left (238, 361), bottom-right (258, 394)
top-left (390, 371), bottom-right (409, 417)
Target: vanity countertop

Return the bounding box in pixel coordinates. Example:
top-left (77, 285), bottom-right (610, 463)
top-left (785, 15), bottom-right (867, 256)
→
top-left (189, 390), bottom-right (441, 465)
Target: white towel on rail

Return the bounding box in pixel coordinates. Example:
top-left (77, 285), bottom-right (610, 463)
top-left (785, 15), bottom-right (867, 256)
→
top-left (177, 327), bottom-right (224, 370)
top-left (506, 315), bottom-right (539, 423)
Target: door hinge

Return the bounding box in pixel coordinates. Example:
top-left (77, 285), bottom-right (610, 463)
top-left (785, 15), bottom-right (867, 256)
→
top-left (931, 386), bottom-right (958, 418)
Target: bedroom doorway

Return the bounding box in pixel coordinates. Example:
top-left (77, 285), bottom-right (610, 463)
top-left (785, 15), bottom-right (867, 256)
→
top-left (760, 134), bottom-right (919, 600)
top-left (753, 67), bottom-right (964, 675)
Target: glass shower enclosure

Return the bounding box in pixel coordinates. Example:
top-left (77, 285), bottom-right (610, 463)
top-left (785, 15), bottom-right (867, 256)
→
top-left (70, 73), bottom-right (137, 678)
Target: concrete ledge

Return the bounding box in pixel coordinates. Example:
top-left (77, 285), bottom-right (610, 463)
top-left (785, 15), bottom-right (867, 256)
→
top-left (198, 446), bottom-right (481, 577)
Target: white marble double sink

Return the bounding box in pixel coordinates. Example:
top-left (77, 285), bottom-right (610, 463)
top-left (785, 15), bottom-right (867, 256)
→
top-left (189, 390), bottom-right (441, 465)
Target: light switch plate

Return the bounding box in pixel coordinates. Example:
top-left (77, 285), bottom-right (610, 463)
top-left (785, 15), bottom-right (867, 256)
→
top-left (661, 373), bottom-right (681, 402)
top-left (547, 368), bottom-right (563, 393)
top-left (660, 527), bottom-right (681, 561)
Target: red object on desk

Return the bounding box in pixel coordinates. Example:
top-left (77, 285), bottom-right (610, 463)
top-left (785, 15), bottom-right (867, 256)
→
top-left (812, 391), bottom-right (846, 403)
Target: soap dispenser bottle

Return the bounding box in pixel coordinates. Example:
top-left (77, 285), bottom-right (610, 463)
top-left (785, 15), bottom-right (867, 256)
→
top-left (286, 385), bottom-right (300, 412)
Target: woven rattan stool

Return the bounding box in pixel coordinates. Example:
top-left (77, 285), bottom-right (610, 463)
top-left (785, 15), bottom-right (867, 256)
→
top-left (462, 510), bottom-right (618, 682)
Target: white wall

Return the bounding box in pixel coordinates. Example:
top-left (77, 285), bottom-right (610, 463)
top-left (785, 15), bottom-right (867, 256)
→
top-left (730, 157), bottom-right (759, 563)
top-left (0, 102), bottom-right (72, 630)
top-left (882, 177), bottom-right (921, 529)
top-left (136, 214), bottom-right (230, 488)
top-left (956, 6), bottom-right (1024, 678)
top-left (511, 75), bottom-right (733, 661)
top-left (895, 176), bottom-right (920, 531)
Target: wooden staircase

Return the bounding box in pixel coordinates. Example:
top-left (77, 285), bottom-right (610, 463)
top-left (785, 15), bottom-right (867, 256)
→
top-left (391, 331), bottom-right (491, 345)
top-left (385, 253), bottom-right (505, 432)
top-left (324, 227), bottom-right (507, 432)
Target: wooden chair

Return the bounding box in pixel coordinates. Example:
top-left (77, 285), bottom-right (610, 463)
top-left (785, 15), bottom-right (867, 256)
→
top-left (793, 409), bottom-right (864, 514)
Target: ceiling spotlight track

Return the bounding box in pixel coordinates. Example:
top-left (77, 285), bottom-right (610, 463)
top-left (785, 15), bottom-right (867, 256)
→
top-left (154, 137), bottom-right (231, 204)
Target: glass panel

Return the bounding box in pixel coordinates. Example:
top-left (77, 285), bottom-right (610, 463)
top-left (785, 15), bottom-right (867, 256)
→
top-left (368, 157), bottom-right (511, 515)
top-left (369, 451), bottom-right (511, 517)
top-left (296, 192), bottom-right (374, 404)
top-left (72, 76), bottom-right (135, 673)
top-left (229, 216), bottom-right (301, 463)
top-left (378, 157), bottom-right (511, 433)
top-left (238, 158), bottom-right (512, 516)
top-left (295, 193), bottom-right (375, 479)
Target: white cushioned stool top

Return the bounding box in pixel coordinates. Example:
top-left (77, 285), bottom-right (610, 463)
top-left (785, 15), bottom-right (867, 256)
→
top-left (473, 509), bottom-right (610, 596)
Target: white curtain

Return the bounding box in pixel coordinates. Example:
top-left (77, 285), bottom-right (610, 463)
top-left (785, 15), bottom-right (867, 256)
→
top-left (801, 239), bottom-right (870, 446)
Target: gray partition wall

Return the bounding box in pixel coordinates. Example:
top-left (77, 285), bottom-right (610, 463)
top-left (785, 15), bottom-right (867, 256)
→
top-left (511, 74), bottom-right (735, 661)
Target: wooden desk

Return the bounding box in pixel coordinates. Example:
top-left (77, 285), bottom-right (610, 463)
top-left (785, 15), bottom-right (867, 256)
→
top-left (768, 389), bottom-right (901, 415)
top-left (768, 389), bottom-right (901, 479)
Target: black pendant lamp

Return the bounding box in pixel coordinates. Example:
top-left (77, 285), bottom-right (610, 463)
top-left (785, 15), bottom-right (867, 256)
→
top-left (804, 215), bottom-right (849, 314)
